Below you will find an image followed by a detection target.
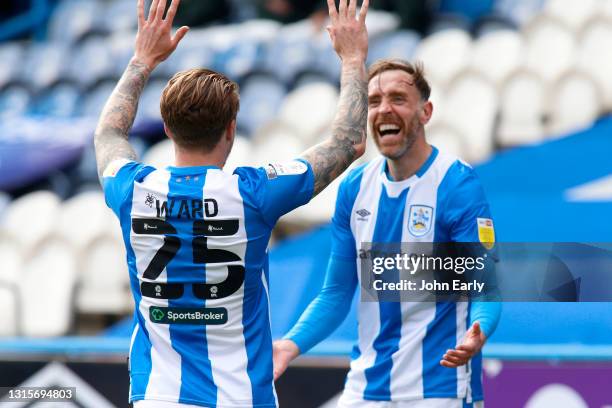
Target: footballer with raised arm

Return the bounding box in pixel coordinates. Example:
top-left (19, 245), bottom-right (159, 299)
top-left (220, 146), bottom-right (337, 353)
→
top-left (93, 0), bottom-right (369, 407)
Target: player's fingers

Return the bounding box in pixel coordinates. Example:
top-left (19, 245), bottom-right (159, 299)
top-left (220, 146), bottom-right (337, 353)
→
top-left (456, 344), bottom-right (475, 353)
top-left (348, 0), bottom-right (357, 18)
top-left (442, 354), bottom-right (464, 365)
top-left (148, 0), bottom-right (159, 21)
top-left (172, 26), bottom-right (189, 48)
top-left (338, 0), bottom-right (347, 18)
top-left (358, 0), bottom-right (369, 23)
top-left (137, 0), bottom-right (146, 28)
top-left (165, 0), bottom-right (180, 22)
top-left (472, 321), bottom-right (481, 335)
top-left (155, 0), bottom-right (167, 21)
top-left (440, 360), bottom-right (458, 368)
top-left (326, 0), bottom-right (338, 22)
top-left (446, 349), bottom-right (470, 359)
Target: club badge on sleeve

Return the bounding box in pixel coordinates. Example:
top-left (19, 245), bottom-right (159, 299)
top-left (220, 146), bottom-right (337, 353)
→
top-left (408, 205), bottom-right (433, 237)
top-left (477, 218), bottom-right (495, 249)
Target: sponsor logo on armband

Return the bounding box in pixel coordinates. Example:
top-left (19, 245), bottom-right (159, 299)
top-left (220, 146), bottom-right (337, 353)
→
top-left (265, 161), bottom-right (307, 179)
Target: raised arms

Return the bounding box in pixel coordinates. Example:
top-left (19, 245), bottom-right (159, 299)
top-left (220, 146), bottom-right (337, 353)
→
top-left (300, 0), bottom-right (369, 197)
top-left (94, 0), bottom-right (189, 180)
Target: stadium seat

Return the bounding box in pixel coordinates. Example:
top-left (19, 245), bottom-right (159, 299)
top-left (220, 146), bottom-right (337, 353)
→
top-left (80, 79), bottom-right (117, 118)
top-left (0, 83), bottom-right (32, 119)
top-left (264, 20), bottom-right (318, 85)
top-left (3, 191), bottom-right (61, 251)
top-left (470, 29), bottom-right (524, 87)
top-left (493, 0), bottom-right (547, 27)
top-left (137, 78), bottom-right (171, 122)
top-left (20, 42), bottom-right (71, 91)
top-left (0, 286), bottom-right (18, 337)
top-left (56, 191), bottom-right (117, 252)
top-left (108, 30), bottom-right (137, 77)
top-left (497, 68), bottom-right (546, 146)
top-left (367, 30), bottom-right (422, 65)
top-left (523, 15), bottom-right (576, 83)
top-left (143, 139), bottom-right (174, 169)
top-left (413, 29), bottom-right (472, 87)
top-left (577, 16), bottom-right (612, 110)
top-left (69, 35), bottom-right (114, 88)
top-left (440, 70), bottom-right (497, 163)
top-left (251, 121), bottom-right (305, 165)
top-left (76, 235), bottom-right (131, 315)
top-left (156, 30), bottom-right (215, 79)
top-left (546, 69), bottom-right (602, 137)
top-left (425, 122), bottom-right (469, 160)
top-left (0, 232), bottom-right (22, 287)
top-left (47, 0), bottom-right (102, 45)
top-left (0, 42), bottom-right (24, 88)
top-left (278, 82), bottom-right (339, 144)
top-left (20, 237), bottom-right (77, 337)
top-left (224, 135), bottom-right (255, 174)
top-left (542, 0), bottom-right (598, 32)
top-left (33, 81), bottom-right (82, 118)
top-left (237, 73), bottom-right (287, 136)
top-left (364, 10), bottom-right (401, 39)
top-left (102, 0), bottom-right (138, 33)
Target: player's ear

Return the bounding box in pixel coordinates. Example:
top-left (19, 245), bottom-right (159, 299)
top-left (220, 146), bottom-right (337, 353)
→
top-left (164, 123), bottom-right (174, 140)
top-left (226, 119), bottom-right (236, 142)
top-left (420, 100), bottom-right (433, 125)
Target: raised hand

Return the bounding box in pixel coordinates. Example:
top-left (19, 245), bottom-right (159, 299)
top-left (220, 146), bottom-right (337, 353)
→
top-left (440, 321), bottom-right (487, 368)
top-left (272, 339), bottom-right (300, 381)
top-left (326, 0), bottom-right (369, 64)
top-left (134, 0), bottom-right (189, 70)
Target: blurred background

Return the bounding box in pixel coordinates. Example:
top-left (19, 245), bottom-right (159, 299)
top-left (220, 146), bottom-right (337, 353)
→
top-left (0, 0), bottom-right (611, 407)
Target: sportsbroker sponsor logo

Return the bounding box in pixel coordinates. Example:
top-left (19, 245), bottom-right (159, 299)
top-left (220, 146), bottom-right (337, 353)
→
top-left (149, 306), bottom-right (228, 325)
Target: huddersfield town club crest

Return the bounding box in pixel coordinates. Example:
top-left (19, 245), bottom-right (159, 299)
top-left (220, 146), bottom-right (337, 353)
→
top-left (408, 205), bottom-right (433, 237)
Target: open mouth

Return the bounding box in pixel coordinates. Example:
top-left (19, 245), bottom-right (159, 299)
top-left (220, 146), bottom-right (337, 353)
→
top-left (377, 123), bottom-right (401, 138)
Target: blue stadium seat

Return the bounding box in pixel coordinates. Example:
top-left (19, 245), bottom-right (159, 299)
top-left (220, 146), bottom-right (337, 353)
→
top-left (69, 35), bottom-right (114, 88)
top-left (0, 42), bottom-right (24, 88)
top-left (47, 0), bottom-right (102, 44)
top-left (494, 0), bottom-right (546, 27)
top-left (33, 81), bottom-right (82, 118)
top-left (0, 83), bottom-right (32, 119)
top-left (215, 41), bottom-right (266, 82)
top-left (367, 30), bottom-right (422, 65)
top-left (80, 79), bottom-right (118, 118)
top-left (236, 73), bottom-right (287, 136)
top-left (263, 22), bottom-right (318, 85)
top-left (137, 78), bottom-right (170, 122)
top-left (20, 42), bottom-right (70, 91)
top-left (102, 0), bottom-right (138, 33)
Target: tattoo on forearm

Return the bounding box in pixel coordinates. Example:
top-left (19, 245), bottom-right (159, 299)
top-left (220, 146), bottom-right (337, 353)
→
top-left (94, 60), bottom-right (151, 179)
top-left (301, 65), bottom-right (368, 196)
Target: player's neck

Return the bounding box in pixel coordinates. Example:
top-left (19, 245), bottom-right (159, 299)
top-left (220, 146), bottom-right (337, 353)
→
top-left (173, 145), bottom-right (226, 169)
top-left (386, 138), bottom-right (432, 181)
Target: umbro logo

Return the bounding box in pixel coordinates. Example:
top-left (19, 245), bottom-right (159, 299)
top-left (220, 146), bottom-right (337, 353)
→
top-left (356, 209), bottom-right (371, 220)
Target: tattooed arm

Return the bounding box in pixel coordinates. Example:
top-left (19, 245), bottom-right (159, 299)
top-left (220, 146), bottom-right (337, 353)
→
top-left (94, 0), bottom-right (189, 180)
top-left (300, 0), bottom-right (369, 197)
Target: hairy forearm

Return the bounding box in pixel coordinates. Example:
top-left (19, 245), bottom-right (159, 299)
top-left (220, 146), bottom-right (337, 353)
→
top-left (301, 61), bottom-right (367, 196)
top-left (94, 59), bottom-right (151, 179)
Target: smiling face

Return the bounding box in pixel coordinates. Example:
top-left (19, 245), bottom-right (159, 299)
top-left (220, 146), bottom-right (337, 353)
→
top-left (367, 69), bottom-right (432, 160)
